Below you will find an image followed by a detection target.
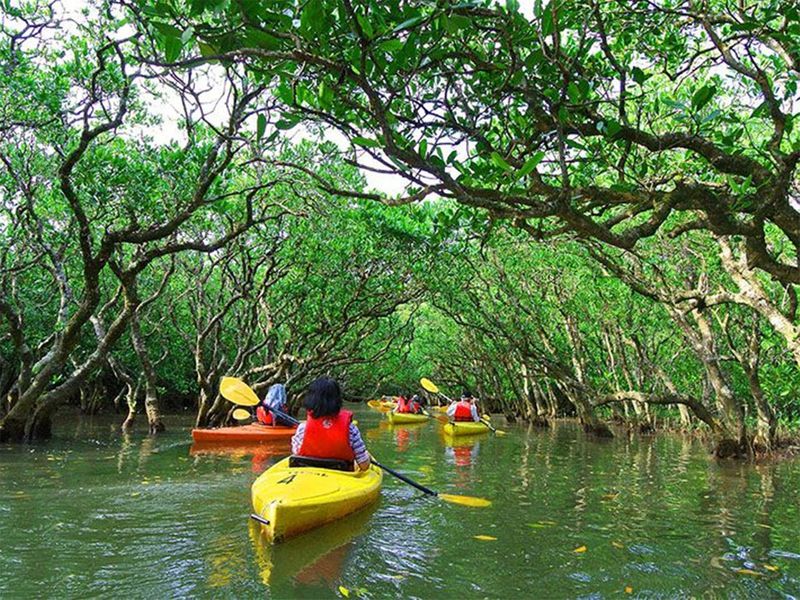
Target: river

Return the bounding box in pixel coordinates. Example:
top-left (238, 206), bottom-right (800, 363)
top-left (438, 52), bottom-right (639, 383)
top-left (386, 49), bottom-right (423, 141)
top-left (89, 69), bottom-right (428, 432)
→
top-left (1, 407), bottom-right (799, 598)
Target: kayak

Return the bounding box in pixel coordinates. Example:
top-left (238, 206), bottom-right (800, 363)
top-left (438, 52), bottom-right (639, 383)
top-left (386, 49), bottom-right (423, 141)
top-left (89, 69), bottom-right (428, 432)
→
top-left (191, 423), bottom-right (296, 443)
top-left (443, 420), bottom-right (490, 436)
top-left (386, 411), bottom-right (429, 424)
top-left (251, 457), bottom-right (382, 543)
top-left (429, 405), bottom-right (447, 413)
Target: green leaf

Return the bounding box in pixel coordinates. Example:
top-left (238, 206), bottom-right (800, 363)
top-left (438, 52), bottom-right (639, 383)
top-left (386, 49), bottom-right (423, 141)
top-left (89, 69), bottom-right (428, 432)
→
top-left (180, 27), bottom-right (195, 45)
top-left (356, 14), bottom-right (374, 38)
top-left (692, 84), bottom-right (717, 110)
top-left (352, 136), bottom-right (382, 148)
top-left (379, 39), bottom-right (404, 52)
top-left (301, 0), bottom-right (327, 37)
top-left (318, 81), bottom-right (333, 108)
top-left (490, 151), bottom-right (512, 171)
top-left (198, 41), bottom-right (217, 57)
top-left (567, 82), bottom-right (581, 103)
top-left (275, 116), bottom-right (300, 130)
top-left (152, 22), bottom-right (182, 39)
top-left (418, 138), bottom-right (428, 159)
top-left (393, 14), bottom-right (425, 33)
top-left (631, 66), bottom-right (647, 85)
top-left (164, 36), bottom-right (182, 62)
top-left (256, 114), bottom-right (267, 141)
top-left (600, 119), bottom-right (622, 138)
top-left (517, 151), bottom-right (545, 179)
top-left (245, 27), bottom-right (281, 50)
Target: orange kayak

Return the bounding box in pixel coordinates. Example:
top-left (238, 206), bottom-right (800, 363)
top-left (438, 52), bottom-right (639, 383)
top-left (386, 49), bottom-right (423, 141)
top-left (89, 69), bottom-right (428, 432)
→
top-left (191, 423), bottom-right (296, 443)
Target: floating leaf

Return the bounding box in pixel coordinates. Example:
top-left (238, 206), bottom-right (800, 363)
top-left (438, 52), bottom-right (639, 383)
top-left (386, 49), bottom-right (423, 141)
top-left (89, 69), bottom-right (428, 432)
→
top-left (574, 546), bottom-right (587, 553)
top-left (474, 535), bottom-right (497, 541)
top-left (625, 586), bottom-right (633, 594)
top-left (612, 541), bottom-right (625, 549)
top-left (601, 493), bottom-right (619, 501)
top-left (338, 585), bottom-right (350, 597)
top-left (764, 564), bottom-right (779, 572)
top-left (735, 568), bottom-right (762, 577)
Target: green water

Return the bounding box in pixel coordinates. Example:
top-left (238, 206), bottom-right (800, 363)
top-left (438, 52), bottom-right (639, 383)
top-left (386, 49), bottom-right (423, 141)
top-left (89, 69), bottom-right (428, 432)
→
top-left (1, 408), bottom-right (799, 599)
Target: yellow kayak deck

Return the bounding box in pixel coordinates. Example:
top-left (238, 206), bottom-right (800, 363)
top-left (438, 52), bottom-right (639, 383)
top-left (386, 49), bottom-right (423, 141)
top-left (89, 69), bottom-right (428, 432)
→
top-left (251, 457), bottom-right (382, 543)
top-left (443, 420), bottom-right (490, 436)
top-left (386, 411), bottom-right (429, 424)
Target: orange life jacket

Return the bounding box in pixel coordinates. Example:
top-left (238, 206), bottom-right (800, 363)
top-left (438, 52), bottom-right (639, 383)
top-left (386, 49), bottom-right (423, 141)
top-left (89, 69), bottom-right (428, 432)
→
top-left (298, 410), bottom-right (355, 462)
top-left (454, 400), bottom-right (474, 421)
top-left (256, 405), bottom-right (274, 425)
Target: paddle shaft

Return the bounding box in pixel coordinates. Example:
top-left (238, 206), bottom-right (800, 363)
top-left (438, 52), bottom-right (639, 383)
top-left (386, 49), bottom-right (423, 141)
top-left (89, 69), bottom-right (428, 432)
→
top-left (369, 459), bottom-right (437, 498)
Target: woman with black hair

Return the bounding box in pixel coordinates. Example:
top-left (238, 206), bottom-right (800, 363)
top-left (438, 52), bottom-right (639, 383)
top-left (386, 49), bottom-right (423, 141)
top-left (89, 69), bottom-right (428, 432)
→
top-left (291, 377), bottom-right (371, 471)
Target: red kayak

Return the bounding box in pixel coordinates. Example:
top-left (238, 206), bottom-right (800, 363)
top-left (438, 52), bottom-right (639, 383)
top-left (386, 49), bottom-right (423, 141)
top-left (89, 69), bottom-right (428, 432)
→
top-left (191, 423), bottom-right (297, 443)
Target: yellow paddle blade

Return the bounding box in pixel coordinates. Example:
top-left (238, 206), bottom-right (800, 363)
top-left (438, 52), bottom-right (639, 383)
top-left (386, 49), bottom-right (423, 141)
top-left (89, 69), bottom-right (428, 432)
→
top-left (420, 378), bottom-right (439, 394)
top-left (220, 376), bottom-right (260, 406)
top-left (367, 400), bottom-right (382, 408)
top-left (232, 408), bottom-right (251, 421)
top-left (438, 493), bottom-right (491, 508)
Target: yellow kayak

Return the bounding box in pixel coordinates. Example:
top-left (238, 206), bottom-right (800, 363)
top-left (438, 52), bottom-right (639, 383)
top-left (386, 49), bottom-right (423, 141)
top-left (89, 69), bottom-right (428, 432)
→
top-left (429, 405), bottom-right (447, 413)
top-left (251, 457), bottom-right (382, 543)
top-left (386, 411), bottom-right (429, 424)
top-left (443, 420), bottom-right (490, 436)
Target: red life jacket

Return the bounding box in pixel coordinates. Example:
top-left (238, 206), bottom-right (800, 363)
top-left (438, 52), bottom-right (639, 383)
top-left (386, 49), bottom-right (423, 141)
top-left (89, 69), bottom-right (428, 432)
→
top-left (396, 396), bottom-right (411, 413)
top-left (256, 406), bottom-right (273, 425)
top-left (298, 410), bottom-right (355, 462)
top-left (454, 400), bottom-right (474, 421)
top-left (409, 400), bottom-right (421, 414)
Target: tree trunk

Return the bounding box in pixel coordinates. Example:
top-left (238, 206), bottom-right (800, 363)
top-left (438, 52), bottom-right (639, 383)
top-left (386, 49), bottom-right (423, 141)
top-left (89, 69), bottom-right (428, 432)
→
top-left (128, 294), bottom-right (164, 434)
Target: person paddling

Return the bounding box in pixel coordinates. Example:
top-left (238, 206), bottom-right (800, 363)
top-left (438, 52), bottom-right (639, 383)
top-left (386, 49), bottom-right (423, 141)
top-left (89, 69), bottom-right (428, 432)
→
top-left (396, 393), bottom-right (423, 414)
top-left (447, 390), bottom-right (480, 422)
top-left (256, 383), bottom-right (292, 426)
top-left (291, 377), bottom-right (371, 471)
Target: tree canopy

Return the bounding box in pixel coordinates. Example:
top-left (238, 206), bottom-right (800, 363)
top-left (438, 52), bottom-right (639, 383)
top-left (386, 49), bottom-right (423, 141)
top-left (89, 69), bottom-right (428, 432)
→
top-left (1, 0), bottom-right (798, 457)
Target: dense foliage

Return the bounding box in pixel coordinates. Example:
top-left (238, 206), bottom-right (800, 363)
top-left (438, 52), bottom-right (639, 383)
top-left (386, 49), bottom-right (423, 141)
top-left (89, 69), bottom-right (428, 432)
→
top-left (1, 0), bottom-right (798, 457)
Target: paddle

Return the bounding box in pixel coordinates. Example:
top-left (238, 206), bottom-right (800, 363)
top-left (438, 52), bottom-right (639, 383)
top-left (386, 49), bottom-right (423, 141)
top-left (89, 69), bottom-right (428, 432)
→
top-left (220, 376), bottom-right (490, 508)
top-left (233, 408), bottom-right (252, 421)
top-left (419, 378), bottom-right (506, 436)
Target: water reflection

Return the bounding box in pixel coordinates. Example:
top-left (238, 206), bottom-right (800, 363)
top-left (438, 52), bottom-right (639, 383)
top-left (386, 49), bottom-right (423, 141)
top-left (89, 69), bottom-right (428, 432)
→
top-left (189, 441), bottom-right (290, 473)
top-left (441, 432), bottom-right (487, 467)
top-left (385, 423), bottom-right (427, 452)
top-left (249, 504), bottom-right (375, 586)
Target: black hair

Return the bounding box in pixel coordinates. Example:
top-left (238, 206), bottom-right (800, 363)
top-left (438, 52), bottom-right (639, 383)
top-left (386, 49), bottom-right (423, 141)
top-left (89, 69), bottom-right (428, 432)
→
top-left (461, 389), bottom-right (472, 399)
top-left (303, 377), bottom-right (343, 417)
